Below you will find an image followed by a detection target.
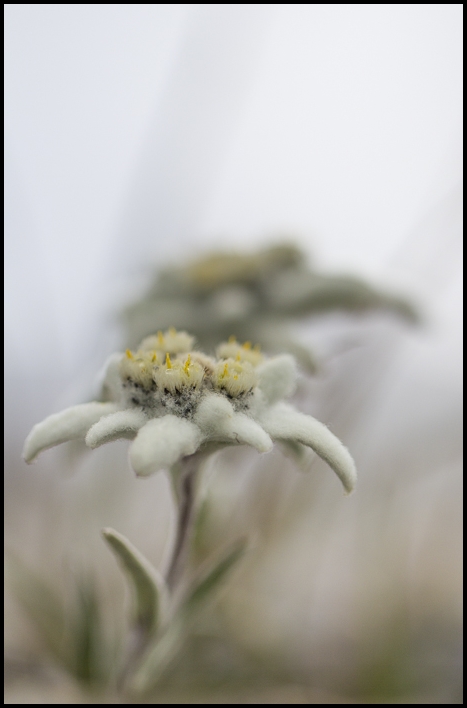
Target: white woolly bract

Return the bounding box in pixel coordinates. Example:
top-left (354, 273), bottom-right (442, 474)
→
top-left (259, 403), bottom-right (357, 494)
top-left (85, 409), bottom-right (148, 448)
top-left (256, 355), bottom-right (298, 404)
top-left (96, 352), bottom-right (125, 401)
top-left (129, 416), bottom-right (203, 477)
top-left (212, 358), bottom-right (257, 397)
top-left (22, 402), bottom-right (118, 463)
top-left (194, 393), bottom-right (272, 452)
top-left (213, 412), bottom-right (273, 452)
top-left (193, 393), bottom-right (233, 435)
top-left (216, 341), bottom-right (263, 366)
top-left (140, 329), bottom-right (194, 354)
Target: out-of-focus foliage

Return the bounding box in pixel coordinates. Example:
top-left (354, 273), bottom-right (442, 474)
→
top-left (123, 244), bottom-right (418, 371)
top-left (6, 557), bottom-right (114, 688)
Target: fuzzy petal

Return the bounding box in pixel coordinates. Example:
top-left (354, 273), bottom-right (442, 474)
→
top-left (256, 355), bottom-right (298, 404)
top-left (259, 403), bottom-right (357, 494)
top-left (97, 352), bottom-right (124, 401)
top-left (85, 409), bottom-right (147, 448)
top-left (129, 416), bottom-right (203, 477)
top-left (218, 412), bottom-right (273, 452)
top-left (194, 393), bottom-right (272, 453)
top-left (23, 402), bottom-right (118, 463)
top-left (193, 393), bottom-right (233, 434)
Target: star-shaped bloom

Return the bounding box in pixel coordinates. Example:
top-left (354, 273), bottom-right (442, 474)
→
top-left (23, 329), bottom-right (357, 494)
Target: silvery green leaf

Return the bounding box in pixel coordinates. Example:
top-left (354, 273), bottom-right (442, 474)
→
top-left (182, 537), bottom-right (247, 613)
top-left (129, 539), bottom-right (247, 695)
top-left (190, 495), bottom-right (211, 559)
top-left (127, 618), bottom-right (185, 695)
top-left (70, 575), bottom-right (108, 685)
top-left (102, 528), bottom-right (167, 637)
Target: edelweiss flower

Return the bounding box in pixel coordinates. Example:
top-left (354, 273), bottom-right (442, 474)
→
top-left (122, 244), bottom-right (418, 372)
top-left (23, 329), bottom-right (357, 494)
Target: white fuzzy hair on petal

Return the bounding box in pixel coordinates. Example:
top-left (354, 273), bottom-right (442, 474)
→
top-left (215, 412), bottom-right (273, 452)
top-left (260, 403), bottom-right (357, 494)
top-left (256, 355), bottom-right (298, 404)
top-left (97, 352), bottom-right (125, 401)
top-left (129, 416), bottom-right (203, 477)
top-left (23, 402), bottom-right (118, 463)
top-left (86, 409), bottom-right (148, 448)
top-left (193, 393), bottom-right (233, 435)
top-left (194, 394), bottom-right (272, 452)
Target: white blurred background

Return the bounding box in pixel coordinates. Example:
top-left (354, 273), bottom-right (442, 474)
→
top-left (4, 5), bottom-right (462, 703)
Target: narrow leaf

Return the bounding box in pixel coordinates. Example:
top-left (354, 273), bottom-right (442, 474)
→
top-left (128, 620), bottom-right (185, 695)
top-left (71, 575), bottom-right (107, 685)
top-left (182, 538), bottom-right (248, 613)
top-left (129, 538), bottom-right (248, 695)
top-left (102, 528), bottom-right (166, 637)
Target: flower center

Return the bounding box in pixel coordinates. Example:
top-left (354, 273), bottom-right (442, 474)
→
top-left (212, 358), bottom-right (258, 398)
top-left (118, 331), bottom-right (263, 415)
top-left (216, 337), bottom-right (264, 366)
top-left (139, 328), bottom-right (194, 355)
top-left (153, 353), bottom-right (204, 394)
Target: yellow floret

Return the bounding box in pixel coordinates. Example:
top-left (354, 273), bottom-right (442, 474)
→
top-left (139, 329), bottom-right (195, 355)
top-left (153, 354), bottom-right (204, 393)
top-left (212, 358), bottom-right (258, 397)
top-left (119, 349), bottom-right (155, 389)
top-left (188, 351), bottom-right (217, 375)
top-left (216, 339), bottom-right (264, 366)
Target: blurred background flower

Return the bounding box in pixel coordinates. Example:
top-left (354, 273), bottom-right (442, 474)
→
top-left (120, 242), bottom-right (418, 372)
top-left (5, 5), bottom-right (462, 704)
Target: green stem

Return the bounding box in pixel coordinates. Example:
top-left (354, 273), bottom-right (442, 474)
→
top-left (121, 453), bottom-right (207, 695)
top-left (166, 453), bottom-right (204, 592)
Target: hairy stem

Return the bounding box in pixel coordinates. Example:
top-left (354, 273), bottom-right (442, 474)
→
top-left (120, 453), bottom-right (205, 694)
top-left (166, 453), bottom-right (204, 592)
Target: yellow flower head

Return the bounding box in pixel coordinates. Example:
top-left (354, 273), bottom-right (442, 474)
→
top-left (153, 353), bottom-right (204, 394)
top-left (216, 337), bottom-right (263, 366)
top-left (212, 358), bottom-right (258, 398)
top-left (119, 349), bottom-right (158, 389)
top-left (139, 328), bottom-right (195, 355)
